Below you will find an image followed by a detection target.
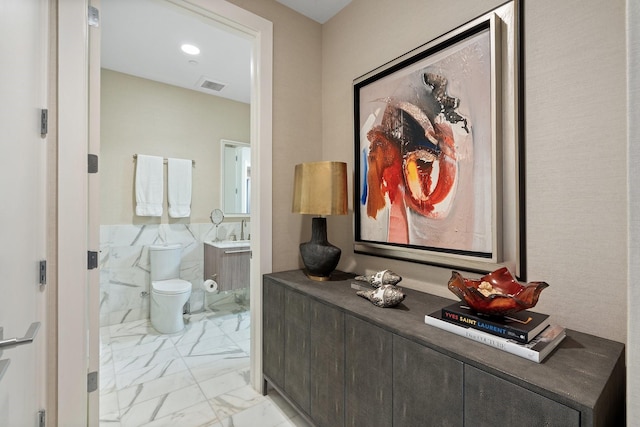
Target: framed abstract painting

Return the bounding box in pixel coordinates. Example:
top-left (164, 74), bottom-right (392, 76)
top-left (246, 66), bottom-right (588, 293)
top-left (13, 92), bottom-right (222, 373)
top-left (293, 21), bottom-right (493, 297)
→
top-left (353, 1), bottom-right (526, 279)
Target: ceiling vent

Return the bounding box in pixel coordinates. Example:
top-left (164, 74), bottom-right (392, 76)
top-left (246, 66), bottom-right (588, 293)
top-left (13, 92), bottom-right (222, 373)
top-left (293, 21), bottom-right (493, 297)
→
top-left (197, 76), bottom-right (226, 92)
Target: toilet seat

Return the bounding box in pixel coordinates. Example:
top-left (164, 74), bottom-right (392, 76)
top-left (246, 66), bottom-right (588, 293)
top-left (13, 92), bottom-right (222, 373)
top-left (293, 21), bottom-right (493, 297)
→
top-left (152, 279), bottom-right (192, 295)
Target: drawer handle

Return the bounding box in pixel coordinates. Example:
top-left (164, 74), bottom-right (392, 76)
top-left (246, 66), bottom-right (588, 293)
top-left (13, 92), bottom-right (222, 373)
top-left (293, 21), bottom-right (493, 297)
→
top-left (224, 249), bottom-right (251, 254)
top-left (0, 322), bottom-right (41, 348)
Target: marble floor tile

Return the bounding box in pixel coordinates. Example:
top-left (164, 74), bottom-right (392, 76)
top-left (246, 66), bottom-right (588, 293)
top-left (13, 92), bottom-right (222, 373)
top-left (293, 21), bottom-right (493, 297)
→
top-left (100, 307), bottom-right (304, 427)
top-left (101, 347), bottom-right (114, 367)
top-left (117, 371), bottom-right (197, 409)
top-left (119, 384), bottom-right (207, 427)
top-left (115, 356), bottom-right (189, 390)
top-left (113, 345), bottom-right (182, 372)
top-left (111, 337), bottom-right (174, 361)
top-left (181, 355), bottom-right (249, 375)
top-left (208, 384), bottom-right (265, 420)
top-left (169, 320), bottom-right (225, 347)
top-left (205, 309), bottom-right (247, 326)
top-left (139, 401), bottom-right (219, 427)
top-left (275, 416), bottom-right (313, 427)
top-left (109, 331), bottom-right (171, 353)
top-left (100, 391), bottom-right (121, 422)
top-left (236, 338), bottom-right (251, 354)
top-left (217, 314), bottom-right (250, 337)
top-left (221, 399), bottom-right (296, 427)
top-left (198, 368), bottom-right (251, 399)
top-left (176, 334), bottom-right (242, 358)
top-left (110, 319), bottom-right (154, 336)
top-left (265, 392), bottom-right (303, 420)
top-left (189, 356), bottom-right (249, 382)
top-left (100, 369), bottom-right (117, 394)
top-left (101, 326), bottom-right (112, 345)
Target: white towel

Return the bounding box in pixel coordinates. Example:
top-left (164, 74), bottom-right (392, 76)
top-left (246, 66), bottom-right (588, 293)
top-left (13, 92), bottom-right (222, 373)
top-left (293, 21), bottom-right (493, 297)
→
top-left (135, 155), bottom-right (164, 217)
top-left (168, 158), bottom-right (192, 218)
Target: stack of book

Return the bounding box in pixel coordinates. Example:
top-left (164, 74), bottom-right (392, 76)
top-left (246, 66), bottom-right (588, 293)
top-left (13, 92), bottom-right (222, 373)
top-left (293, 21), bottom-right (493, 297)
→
top-left (425, 302), bottom-right (566, 363)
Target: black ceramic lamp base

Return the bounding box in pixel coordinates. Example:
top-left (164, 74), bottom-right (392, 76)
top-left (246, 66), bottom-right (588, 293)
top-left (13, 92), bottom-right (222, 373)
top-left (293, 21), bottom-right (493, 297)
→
top-left (300, 217), bottom-right (341, 281)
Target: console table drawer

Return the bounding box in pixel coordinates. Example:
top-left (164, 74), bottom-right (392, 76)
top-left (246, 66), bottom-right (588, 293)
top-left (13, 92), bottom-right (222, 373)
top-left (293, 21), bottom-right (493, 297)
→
top-left (464, 365), bottom-right (580, 426)
top-left (393, 335), bottom-right (464, 426)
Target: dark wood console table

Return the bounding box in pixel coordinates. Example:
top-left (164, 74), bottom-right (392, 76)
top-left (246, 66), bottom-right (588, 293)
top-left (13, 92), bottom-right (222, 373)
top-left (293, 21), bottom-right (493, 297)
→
top-left (262, 270), bottom-right (625, 427)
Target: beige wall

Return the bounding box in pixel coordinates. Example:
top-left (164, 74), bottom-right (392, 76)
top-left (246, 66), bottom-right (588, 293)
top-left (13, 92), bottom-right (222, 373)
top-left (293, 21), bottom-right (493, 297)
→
top-left (628, 0), bottom-right (639, 417)
top-left (322, 0), bottom-right (627, 344)
top-left (229, 0), bottom-right (628, 344)
top-left (226, 0), bottom-right (323, 271)
top-left (100, 69), bottom-right (250, 224)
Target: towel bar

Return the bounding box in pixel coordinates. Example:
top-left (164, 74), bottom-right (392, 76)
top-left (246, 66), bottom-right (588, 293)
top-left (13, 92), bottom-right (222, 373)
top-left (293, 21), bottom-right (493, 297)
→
top-left (133, 154), bottom-right (195, 166)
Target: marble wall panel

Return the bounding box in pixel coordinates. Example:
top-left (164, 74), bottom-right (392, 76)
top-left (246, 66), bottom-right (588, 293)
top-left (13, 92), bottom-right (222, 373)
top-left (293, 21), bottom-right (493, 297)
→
top-left (100, 222), bottom-right (250, 326)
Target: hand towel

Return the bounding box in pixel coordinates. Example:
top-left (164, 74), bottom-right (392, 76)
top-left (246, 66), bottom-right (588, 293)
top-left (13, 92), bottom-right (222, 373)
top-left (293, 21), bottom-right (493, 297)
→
top-left (168, 158), bottom-right (192, 218)
top-left (135, 154), bottom-right (164, 217)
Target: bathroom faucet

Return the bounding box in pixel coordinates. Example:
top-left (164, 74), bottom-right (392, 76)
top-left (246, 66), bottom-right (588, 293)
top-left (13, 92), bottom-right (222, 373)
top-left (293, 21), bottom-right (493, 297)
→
top-left (240, 219), bottom-right (246, 240)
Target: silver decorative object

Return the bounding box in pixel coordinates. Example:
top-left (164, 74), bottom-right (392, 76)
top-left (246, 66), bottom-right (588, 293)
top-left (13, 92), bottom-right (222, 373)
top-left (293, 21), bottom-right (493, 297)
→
top-left (357, 284), bottom-right (406, 308)
top-left (354, 269), bottom-right (402, 288)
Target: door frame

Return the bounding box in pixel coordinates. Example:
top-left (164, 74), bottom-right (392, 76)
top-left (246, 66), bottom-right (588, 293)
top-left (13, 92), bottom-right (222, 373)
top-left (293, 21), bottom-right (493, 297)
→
top-left (57, 0), bottom-right (273, 424)
top-left (46, 0), bottom-right (59, 424)
top-left (57, 0), bottom-right (91, 425)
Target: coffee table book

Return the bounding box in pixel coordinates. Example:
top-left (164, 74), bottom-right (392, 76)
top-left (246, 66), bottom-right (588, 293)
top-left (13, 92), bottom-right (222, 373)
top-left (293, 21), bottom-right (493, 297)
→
top-left (425, 310), bottom-right (566, 363)
top-left (441, 302), bottom-right (551, 343)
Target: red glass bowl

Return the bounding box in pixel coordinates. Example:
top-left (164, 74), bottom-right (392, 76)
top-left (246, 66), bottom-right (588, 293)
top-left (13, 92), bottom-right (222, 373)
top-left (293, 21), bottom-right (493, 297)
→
top-left (447, 267), bottom-right (549, 316)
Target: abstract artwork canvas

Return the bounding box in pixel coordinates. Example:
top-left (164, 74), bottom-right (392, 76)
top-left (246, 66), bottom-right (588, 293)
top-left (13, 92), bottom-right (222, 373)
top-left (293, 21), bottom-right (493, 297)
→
top-left (354, 1), bottom-right (525, 278)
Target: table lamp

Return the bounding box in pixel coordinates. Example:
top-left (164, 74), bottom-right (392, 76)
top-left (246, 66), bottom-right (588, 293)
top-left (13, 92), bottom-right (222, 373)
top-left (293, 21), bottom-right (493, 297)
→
top-left (292, 161), bottom-right (348, 281)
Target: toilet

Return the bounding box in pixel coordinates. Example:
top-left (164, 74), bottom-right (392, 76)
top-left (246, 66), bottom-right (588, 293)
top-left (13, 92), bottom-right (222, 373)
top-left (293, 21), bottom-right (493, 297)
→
top-left (149, 244), bottom-right (192, 334)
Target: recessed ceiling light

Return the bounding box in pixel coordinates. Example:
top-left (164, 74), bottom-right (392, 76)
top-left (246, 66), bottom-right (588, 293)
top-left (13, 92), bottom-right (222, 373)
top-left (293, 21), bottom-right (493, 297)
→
top-left (181, 44), bottom-right (200, 55)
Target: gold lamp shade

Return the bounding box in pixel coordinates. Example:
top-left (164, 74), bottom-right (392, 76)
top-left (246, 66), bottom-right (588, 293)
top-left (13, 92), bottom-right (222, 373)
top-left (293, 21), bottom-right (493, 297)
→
top-left (292, 161), bottom-right (348, 216)
top-left (292, 161), bottom-right (348, 281)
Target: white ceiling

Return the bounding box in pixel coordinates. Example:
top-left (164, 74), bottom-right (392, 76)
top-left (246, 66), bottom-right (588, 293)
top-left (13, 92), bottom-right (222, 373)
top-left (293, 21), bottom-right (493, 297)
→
top-left (101, 0), bottom-right (253, 103)
top-left (275, 0), bottom-right (351, 24)
top-left (101, 0), bottom-right (351, 104)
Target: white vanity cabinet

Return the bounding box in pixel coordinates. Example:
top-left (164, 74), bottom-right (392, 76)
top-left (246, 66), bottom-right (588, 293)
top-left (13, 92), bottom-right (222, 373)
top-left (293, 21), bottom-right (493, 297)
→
top-left (204, 241), bottom-right (250, 291)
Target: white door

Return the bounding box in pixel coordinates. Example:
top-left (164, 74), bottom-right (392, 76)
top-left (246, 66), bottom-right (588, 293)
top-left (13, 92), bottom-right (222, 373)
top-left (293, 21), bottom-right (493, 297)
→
top-left (0, 0), bottom-right (49, 425)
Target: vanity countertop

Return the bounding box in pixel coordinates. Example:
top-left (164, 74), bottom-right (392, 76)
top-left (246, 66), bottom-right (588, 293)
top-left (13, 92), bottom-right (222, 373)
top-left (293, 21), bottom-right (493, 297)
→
top-left (205, 240), bottom-right (251, 249)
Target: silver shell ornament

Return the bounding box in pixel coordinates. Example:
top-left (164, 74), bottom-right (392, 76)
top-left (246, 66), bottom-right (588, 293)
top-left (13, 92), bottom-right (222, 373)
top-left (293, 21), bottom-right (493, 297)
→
top-left (357, 284), bottom-right (406, 308)
top-left (354, 269), bottom-right (402, 288)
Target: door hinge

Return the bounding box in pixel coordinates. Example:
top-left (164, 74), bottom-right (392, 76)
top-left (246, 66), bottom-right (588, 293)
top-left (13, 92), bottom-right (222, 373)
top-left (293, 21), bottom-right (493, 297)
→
top-left (87, 371), bottom-right (98, 393)
top-left (88, 6), bottom-right (100, 27)
top-left (38, 409), bottom-right (45, 427)
top-left (40, 109), bottom-right (48, 137)
top-left (88, 154), bottom-right (99, 174)
top-left (39, 260), bottom-right (47, 285)
top-left (88, 251), bottom-right (98, 270)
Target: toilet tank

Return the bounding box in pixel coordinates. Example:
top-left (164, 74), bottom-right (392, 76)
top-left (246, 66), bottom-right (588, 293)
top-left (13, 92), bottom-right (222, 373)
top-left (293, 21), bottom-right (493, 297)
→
top-left (149, 244), bottom-right (183, 281)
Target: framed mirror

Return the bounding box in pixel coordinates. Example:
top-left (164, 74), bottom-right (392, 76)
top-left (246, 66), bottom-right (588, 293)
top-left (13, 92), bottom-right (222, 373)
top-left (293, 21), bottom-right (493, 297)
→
top-left (221, 139), bottom-right (251, 216)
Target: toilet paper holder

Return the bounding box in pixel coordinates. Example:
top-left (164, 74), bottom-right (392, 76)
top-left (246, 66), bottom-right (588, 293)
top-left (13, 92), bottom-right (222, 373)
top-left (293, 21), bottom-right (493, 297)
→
top-left (203, 275), bottom-right (219, 293)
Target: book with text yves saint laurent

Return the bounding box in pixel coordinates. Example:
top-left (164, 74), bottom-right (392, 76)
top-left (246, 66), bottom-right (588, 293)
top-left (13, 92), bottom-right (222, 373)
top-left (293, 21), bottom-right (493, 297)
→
top-left (440, 302), bottom-right (551, 343)
top-left (425, 309), bottom-right (566, 363)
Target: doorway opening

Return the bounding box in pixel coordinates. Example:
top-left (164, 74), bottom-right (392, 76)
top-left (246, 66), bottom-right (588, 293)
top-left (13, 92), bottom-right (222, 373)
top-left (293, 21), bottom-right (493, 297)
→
top-left (92, 0), bottom-right (273, 424)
